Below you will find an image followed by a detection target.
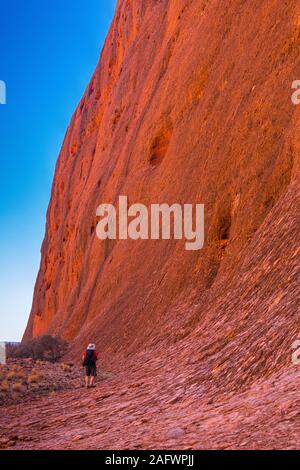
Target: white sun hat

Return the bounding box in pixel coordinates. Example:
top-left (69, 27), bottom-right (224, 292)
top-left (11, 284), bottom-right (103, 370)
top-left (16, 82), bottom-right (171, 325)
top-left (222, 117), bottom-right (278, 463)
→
top-left (87, 343), bottom-right (96, 350)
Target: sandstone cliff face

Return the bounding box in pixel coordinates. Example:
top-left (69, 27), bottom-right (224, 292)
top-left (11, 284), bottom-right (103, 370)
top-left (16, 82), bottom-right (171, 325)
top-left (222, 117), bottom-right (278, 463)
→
top-left (24, 0), bottom-right (299, 392)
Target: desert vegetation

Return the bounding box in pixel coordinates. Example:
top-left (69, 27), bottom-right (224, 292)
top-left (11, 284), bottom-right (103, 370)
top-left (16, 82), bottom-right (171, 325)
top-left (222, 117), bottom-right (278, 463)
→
top-left (7, 335), bottom-right (68, 362)
top-left (0, 337), bottom-right (75, 407)
top-left (0, 358), bottom-right (83, 407)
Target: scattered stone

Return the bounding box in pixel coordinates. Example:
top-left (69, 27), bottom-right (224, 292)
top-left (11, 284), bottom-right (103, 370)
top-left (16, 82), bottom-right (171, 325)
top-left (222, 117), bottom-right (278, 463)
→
top-left (168, 393), bottom-right (184, 405)
top-left (168, 427), bottom-right (186, 439)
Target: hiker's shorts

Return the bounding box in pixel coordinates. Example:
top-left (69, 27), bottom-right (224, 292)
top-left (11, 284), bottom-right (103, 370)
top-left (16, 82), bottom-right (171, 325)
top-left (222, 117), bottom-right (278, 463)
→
top-left (85, 364), bottom-right (97, 377)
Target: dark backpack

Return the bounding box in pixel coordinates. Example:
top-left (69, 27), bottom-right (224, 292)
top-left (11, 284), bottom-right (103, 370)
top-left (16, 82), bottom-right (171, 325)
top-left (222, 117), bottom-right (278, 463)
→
top-left (82, 349), bottom-right (95, 367)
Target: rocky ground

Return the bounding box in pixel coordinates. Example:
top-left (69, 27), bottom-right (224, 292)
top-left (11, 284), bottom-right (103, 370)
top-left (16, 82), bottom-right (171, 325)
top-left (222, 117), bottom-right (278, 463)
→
top-left (0, 359), bottom-right (110, 408)
top-left (0, 353), bottom-right (299, 450)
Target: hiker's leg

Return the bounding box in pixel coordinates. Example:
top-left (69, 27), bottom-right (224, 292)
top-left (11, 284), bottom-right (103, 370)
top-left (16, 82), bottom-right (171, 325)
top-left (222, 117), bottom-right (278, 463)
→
top-left (85, 367), bottom-right (90, 387)
top-left (89, 366), bottom-right (96, 387)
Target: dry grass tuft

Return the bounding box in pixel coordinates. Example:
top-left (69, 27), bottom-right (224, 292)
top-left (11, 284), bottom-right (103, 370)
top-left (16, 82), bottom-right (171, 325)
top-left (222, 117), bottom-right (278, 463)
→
top-left (12, 382), bottom-right (25, 393)
top-left (16, 370), bottom-right (26, 380)
top-left (6, 371), bottom-right (17, 381)
top-left (0, 380), bottom-right (9, 392)
top-left (28, 374), bottom-right (40, 384)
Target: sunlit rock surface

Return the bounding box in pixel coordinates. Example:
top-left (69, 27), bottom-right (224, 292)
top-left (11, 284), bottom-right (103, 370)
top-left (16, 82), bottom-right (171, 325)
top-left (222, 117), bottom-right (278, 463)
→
top-left (18, 0), bottom-right (300, 449)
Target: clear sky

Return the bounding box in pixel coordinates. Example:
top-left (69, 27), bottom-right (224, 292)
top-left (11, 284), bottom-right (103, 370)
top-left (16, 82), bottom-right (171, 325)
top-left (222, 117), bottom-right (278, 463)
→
top-left (0, 0), bottom-right (116, 342)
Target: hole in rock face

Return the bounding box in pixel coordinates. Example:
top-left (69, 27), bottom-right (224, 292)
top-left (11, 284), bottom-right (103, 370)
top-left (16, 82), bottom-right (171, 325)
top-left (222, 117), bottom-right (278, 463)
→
top-left (264, 196), bottom-right (275, 211)
top-left (149, 129), bottom-right (172, 167)
top-left (218, 214), bottom-right (232, 241)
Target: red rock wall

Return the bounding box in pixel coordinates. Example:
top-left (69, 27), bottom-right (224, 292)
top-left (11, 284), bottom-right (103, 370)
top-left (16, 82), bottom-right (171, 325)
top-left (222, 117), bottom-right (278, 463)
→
top-left (24, 0), bottom-right (300, 385)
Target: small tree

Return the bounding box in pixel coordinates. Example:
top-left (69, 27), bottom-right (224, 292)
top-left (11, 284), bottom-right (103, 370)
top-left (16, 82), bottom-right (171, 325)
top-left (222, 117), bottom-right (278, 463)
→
top-left (7, 335), bottom-right (69, 362)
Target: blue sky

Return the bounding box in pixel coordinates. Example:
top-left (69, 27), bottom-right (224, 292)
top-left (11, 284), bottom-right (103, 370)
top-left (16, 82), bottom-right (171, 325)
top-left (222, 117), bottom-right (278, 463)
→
top-left (0, 0), bottom-right (116, 341)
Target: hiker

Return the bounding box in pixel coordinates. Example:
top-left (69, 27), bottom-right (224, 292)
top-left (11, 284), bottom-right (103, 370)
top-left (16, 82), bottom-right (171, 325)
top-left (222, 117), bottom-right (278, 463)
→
top-left (82, 343), bottom-right (98, 388)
